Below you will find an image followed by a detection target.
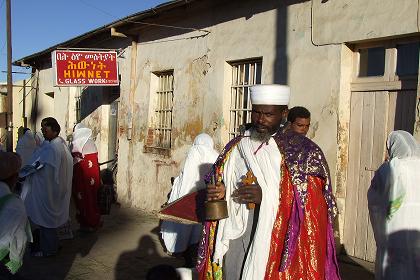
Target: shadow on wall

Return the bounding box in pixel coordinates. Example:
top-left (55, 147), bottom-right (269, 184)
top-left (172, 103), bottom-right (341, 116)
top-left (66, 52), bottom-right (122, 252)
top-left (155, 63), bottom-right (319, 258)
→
top-left (78, 86), bottom-right (120, 122)
top-left (394, 90), bottom-right (417, 134)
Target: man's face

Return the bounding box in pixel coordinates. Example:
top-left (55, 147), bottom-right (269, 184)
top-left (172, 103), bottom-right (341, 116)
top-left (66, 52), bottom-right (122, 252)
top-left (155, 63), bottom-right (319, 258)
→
top-left (290, 117), bottom-right (310, 136)
top-left (251, 105), bottom-right (286, 136)
top-left (41, 123), bottom-right (58, 141)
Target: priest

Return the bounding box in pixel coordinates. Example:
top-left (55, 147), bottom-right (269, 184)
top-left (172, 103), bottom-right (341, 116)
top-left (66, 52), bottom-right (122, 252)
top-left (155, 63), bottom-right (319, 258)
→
top-left (197, 84), bottom-right (341, 280)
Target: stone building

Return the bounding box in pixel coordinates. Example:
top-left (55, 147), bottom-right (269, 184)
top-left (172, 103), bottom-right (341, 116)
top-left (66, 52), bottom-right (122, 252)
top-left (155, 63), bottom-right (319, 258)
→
top-left (13, 0), bottom-right (420, 262)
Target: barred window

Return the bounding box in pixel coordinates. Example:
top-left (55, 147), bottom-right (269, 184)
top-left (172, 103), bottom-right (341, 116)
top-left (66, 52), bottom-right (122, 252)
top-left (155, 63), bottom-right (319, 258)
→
top-left (150, 71), bottom-right (174, 149)
top-left (229, 60), bottom-right (262, 139)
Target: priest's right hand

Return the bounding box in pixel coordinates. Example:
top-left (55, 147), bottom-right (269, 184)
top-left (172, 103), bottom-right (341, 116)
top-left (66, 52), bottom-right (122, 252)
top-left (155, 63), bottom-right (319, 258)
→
top-left (206, 182), bottom-right (226, 201)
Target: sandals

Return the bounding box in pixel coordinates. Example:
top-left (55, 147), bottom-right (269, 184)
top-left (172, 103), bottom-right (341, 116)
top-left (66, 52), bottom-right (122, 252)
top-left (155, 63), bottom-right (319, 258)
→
top-left (30, 251), bottom-right (55, 258)
top-left (31, 246), bottom-right (61, 258)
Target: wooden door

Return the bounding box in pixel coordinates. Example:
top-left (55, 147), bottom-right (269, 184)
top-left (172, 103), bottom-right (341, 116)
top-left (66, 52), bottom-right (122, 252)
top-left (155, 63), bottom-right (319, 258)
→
top-left (343, 90), bottom-right (417, 261)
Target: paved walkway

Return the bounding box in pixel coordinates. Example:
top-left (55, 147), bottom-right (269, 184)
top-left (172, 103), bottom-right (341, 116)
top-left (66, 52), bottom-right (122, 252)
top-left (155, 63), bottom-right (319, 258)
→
top-left (16, 205), bottom-right (374, 280)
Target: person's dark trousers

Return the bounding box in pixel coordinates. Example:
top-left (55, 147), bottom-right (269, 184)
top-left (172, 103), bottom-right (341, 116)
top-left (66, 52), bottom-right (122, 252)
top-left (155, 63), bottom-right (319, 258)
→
top-left (30, 224), bottom-right (59, 256)
top-left (39, 226), bottom-right (59, 255)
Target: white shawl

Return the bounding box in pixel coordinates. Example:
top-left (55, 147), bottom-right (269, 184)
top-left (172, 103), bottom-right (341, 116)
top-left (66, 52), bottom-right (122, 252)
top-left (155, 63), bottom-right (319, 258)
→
top-left (71, 123), bottom-right (97, 156)
top-left (0, 182), bottom-right (32, 274)
top-left (214, 131), bottom-right (281, 280)
top-left (161, 133), bottom-right (219, 253)
top-left (15, 130), bottom-right (37, 166)
top-left (21, 137), bottom-right (73, 228)
top-left (368, 130), bottom-right (420, 280)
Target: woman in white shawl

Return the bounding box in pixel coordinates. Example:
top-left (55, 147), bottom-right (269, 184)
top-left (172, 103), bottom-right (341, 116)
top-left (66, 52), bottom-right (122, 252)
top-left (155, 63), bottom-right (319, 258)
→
top-left (0, 152), bottom-right (32, 275)
top-left (15, 128), bottom-right (37, 166)
top-left (368, 130), bottom-right (420, 280)
top-left (161, 133), bottom-right (219, 266)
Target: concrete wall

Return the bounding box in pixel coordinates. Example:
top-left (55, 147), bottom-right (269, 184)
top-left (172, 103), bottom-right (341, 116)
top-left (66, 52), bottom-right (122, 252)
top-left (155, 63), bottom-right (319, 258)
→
top-left (313, 0), bottom-right (420, 44)
top-left (116, 0), bottom-right (346, 211)
top-left (115, 1), bottom-right (419, 249)
top-left (22, 0), bottom-right (419, 247)
top-left (20, 70), bottom-right (117, 166)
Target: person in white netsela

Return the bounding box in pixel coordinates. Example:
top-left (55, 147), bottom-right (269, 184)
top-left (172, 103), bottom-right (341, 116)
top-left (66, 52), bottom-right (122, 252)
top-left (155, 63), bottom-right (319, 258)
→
top-left (161, 133), bottom-right (219, 267)
top-left (368, 130), bottom-right (420, 280)
top-left (0, 152), bottom-right (32, 275)
top-left (20, 117), bottom-right (73, 257)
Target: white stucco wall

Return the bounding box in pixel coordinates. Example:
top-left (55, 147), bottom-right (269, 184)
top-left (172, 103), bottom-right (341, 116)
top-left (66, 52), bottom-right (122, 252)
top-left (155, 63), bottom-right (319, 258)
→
top-left (23, 68), bottom-right (115, 166)
top-left (313, 0), bottom-right (420, 44)
top-left (116, 0), bottom-right (346, 211)
top-left (22, 0), bottom-right (419, 249)
top-left (115, 2), bottom-right (419, 247)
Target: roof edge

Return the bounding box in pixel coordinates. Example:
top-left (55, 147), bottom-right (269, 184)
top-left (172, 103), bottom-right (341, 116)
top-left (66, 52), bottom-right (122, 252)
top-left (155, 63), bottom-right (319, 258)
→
top-left (13, 0), bottom-right (195, 66)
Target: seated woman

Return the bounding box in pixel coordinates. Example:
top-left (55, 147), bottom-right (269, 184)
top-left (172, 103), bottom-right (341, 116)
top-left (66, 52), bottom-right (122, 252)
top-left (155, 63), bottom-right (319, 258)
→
top-left (0, 152), bottom-right (32, 276)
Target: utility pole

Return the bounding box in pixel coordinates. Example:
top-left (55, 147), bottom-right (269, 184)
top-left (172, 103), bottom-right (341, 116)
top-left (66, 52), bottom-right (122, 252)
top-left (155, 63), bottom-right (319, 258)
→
top-left (6, 0), bottom-right (13, 151)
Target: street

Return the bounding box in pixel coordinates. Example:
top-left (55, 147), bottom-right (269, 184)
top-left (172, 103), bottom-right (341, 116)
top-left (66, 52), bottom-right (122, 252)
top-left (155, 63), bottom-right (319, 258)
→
top-left (16, 205), bottom-right (374, 280)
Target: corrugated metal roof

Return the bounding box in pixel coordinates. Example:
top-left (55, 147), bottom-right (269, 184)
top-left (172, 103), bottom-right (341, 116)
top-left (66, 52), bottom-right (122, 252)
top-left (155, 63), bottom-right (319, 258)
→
top-left (13, 0), bottom-right (195, 66)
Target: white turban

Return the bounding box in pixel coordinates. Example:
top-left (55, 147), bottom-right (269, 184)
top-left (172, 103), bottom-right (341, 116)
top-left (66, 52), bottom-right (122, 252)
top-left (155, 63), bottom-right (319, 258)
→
top-left (250, 84), bottom-right (290, 105)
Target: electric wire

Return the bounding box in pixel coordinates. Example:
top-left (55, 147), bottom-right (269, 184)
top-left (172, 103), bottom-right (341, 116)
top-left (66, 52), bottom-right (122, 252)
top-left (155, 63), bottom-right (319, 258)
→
top-left (77, 0), bottom-right (210, 34)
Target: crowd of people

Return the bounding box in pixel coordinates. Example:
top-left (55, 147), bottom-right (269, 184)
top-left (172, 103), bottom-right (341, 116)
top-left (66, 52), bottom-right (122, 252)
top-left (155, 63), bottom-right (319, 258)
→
top-left (158, 84), bottom-right (420, 280)
top-left (0, 117), bottom-right (103, 278)
top-left (1, 83), bottom-right (420, 279)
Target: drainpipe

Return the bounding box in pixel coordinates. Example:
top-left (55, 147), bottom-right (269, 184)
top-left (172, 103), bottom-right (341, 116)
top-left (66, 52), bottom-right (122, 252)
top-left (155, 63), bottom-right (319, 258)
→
top-left (127, 39), bottom-right (137, 141)
top-left (110, 27), bottom-right (137, 140)
top-left (22, 79), bottom-right (27, 128)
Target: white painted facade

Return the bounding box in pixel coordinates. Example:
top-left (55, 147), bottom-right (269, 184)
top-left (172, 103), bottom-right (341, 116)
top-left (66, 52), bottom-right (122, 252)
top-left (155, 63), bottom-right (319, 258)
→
top-left (12, 0), bottom-right (420, 259)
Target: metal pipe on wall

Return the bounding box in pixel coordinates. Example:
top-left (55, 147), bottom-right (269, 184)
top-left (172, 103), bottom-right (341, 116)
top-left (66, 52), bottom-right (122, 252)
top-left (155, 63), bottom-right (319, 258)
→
top-left (6, 0), bottom-right (13, 151)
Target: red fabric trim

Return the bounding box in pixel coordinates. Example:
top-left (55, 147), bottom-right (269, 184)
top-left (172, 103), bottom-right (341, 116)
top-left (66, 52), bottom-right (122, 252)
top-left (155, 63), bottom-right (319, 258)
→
top-left (265, 168), bottom-right (328, 280)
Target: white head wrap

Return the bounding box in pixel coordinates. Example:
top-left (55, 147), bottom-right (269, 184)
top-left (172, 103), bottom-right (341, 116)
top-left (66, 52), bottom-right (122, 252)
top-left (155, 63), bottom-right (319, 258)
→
top-left (387, 130), bottom-right (420, 159)
top-left (71, 123), bottom-right (94, 156)
top-left (34, 132), bottom-right (44, 147)
top-left (15, 130), bottom-right (37, 166)
top-left (250, 84), bottom-right (290, 105)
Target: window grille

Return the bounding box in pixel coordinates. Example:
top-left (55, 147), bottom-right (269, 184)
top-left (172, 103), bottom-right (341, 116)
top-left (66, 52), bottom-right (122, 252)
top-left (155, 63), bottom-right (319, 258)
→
top-left (151, 71), bottom-right (174, 149)
top-left (229, 60), bottom-right (262, 139)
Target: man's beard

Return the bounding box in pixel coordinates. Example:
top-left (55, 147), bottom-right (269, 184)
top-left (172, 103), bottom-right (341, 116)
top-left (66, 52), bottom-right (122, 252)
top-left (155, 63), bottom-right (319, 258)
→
top-left (250, 127), bottom-right (271, 143)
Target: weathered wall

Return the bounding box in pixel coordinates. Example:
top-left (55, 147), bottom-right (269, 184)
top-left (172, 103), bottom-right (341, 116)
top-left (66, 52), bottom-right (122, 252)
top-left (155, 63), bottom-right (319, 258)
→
top-left (117, 0), bottom-right (345, 211)
top-left (313, 0), bottom-right (420, 44)
top-left (26, 68), bottom-right (115, 166)
top-left (12, 79), bottom-right (33, 147)
top-left (35, 68), bottom-right (55, 131)
top-left (23, 0), bottom-right (420, 248)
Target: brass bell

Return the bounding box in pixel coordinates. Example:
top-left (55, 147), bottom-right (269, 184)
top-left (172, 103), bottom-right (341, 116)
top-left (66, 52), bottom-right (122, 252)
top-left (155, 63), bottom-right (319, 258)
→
top-left (204, 175), bottom-right (228, 221)
top-left (205, 200), bottom-right (228, 220)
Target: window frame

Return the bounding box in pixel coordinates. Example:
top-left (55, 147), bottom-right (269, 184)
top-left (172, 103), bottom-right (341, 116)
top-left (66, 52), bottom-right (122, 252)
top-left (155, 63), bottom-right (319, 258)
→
top-left (227, 58), bottom-right (262, 139)
top-left (351, 37), bottom-right (419, 91)
top-left (145, 70), bottom-right (174, 153)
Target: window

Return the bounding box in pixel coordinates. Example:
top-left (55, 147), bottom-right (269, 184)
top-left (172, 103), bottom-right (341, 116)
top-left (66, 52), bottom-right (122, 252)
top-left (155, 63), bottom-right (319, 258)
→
top-left (358, 47), bottom-right (385, 77)
top-left (229, 59), bottom-right (262, 139)
top-left (149, 71), bottom-right (174, 149)
top-left (352, 38), bottom-right (420, 87)
top-left (397, 42), bottom-right (419, 77)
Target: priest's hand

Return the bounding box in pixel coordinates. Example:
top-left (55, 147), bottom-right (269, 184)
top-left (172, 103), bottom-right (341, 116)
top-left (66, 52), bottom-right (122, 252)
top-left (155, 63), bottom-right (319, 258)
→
top-left (206, 182), bottom-right (226, 201)
top-left (231, 184), bottom-right (262, 204)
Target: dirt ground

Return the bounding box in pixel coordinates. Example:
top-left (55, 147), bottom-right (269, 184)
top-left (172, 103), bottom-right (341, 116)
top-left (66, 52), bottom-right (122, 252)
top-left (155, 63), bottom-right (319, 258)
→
top-left (14, 205), bottom-right (374, 280)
